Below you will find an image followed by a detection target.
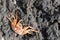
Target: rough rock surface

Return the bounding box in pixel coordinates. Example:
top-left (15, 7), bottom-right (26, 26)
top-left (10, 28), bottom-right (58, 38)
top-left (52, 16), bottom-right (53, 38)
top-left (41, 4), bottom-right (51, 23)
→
top-left (0, 0), bottom-right (60, 40)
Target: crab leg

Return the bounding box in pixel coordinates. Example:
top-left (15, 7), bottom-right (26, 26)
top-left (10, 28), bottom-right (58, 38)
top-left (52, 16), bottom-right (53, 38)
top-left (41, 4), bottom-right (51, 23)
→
top-left (6, 17), bottom-right (12, 23)
top-left (23, 26), bottom-right (33, 30)
top-left (23, 26), bottom-right (38, 34)
top-left (29, 28), bottom-right (38, 32)
top-left (22, 29), bottom-right (32, 35)
top-left (22, 28), bottom-right (38, 35)
top-left (11, 15), bottom-right (15, 20)
top-left (15, 11), bottom-right (18, 20)
top-left (10, 13), bottom-right (15, 20)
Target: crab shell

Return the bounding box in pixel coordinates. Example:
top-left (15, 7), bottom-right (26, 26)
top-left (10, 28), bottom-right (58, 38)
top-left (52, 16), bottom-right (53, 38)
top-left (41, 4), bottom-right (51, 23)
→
top-left (11, 19), bottom-right (23, 35)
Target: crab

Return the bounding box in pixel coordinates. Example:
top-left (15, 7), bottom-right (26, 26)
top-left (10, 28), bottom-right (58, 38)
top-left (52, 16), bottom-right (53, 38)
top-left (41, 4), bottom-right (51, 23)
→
top-left (6, 11), bottom-right (38, 35)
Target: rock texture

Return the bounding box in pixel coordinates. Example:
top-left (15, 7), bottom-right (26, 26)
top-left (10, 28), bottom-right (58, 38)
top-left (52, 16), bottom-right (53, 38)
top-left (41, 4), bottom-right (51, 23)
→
top-left (0, 0), bottom-right (60, 40)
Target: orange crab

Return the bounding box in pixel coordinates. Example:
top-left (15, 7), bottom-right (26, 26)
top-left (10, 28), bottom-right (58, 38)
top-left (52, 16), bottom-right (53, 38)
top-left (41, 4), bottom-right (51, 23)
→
top-left (6, 11), bottom-right (38, 35)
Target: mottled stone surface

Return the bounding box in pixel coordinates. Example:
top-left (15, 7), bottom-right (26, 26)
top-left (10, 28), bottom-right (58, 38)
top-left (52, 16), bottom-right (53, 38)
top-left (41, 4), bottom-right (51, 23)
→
top-left (0, 0), bottom-right (60, 40)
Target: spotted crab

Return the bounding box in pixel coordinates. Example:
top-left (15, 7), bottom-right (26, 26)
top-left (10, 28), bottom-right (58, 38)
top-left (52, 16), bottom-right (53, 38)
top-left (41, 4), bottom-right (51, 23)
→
top-left (7, 11), bottom-right (38, 35)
